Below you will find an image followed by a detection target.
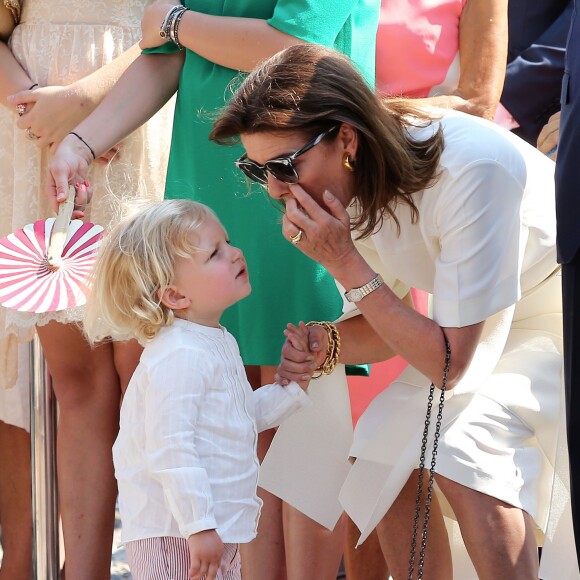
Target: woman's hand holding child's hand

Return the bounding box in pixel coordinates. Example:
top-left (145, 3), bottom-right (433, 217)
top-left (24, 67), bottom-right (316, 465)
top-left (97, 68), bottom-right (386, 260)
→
top-left (276, 321), bottom-right (328, 389)
top-left (187, 529), bottom-right (224, 580)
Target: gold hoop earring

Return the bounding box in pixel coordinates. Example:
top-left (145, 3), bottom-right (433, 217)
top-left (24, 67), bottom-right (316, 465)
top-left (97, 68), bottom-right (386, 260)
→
top-left (343, 153), bottom-right (355, 172)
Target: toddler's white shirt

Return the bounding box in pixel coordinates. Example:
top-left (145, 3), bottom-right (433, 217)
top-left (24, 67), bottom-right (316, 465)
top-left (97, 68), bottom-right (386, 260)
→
top-left (113, 318), bottom-right (309, 544)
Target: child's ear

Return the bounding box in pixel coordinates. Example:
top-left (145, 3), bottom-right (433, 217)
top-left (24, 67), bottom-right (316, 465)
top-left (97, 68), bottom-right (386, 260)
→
top-left (158, 285), bottom-right (191, 311)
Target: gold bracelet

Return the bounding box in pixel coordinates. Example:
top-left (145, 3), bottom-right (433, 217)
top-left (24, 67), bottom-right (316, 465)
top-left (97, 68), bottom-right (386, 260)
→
top-left (305, 321), bottom-right (341, 378)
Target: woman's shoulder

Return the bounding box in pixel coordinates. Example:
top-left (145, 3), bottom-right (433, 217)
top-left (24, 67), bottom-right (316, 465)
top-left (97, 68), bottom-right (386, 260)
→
top-left (416, 110), bottom-right (548, 186)
top-left (411, 111), bottom-right (555, 240)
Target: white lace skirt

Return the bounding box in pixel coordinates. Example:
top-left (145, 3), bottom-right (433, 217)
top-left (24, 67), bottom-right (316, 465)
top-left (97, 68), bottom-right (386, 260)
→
top-left (0, 0), bottom-right (174, 398)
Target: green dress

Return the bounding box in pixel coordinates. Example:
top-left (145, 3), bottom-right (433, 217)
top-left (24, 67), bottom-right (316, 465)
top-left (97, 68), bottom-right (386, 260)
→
top-left (149, 1), bottom-right (380, 364)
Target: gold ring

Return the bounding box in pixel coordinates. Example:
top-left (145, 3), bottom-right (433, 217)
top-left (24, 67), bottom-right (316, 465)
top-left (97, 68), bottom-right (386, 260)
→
top-left (26, 127), bottom-right (39, 140)
top-left (289, 229), bottom-right (304, 244)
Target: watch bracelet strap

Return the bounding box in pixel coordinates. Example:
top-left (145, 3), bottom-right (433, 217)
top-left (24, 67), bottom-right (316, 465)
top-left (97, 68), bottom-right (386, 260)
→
top-left (345, 273), bottom-right (384, 302)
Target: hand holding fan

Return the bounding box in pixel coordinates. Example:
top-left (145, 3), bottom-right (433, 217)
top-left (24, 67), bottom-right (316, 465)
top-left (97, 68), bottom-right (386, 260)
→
top-left (0, 185), bottom-right (104, 313)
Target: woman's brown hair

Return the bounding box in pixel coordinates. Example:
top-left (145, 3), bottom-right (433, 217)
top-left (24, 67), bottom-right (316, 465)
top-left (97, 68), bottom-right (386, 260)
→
top-left (210, 44), bottom-right (444, 239)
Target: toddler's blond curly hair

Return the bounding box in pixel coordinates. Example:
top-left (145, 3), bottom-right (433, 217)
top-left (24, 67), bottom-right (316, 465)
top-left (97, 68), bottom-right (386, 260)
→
top-left (84, 199), bottom-right (216, 345)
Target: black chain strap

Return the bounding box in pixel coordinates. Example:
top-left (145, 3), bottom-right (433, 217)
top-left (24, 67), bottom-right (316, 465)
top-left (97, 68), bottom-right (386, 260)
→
top-left (408, 337), bottom-right (451, 580)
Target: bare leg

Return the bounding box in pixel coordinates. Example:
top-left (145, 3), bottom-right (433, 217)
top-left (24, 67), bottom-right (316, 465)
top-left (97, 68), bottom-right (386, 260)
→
top-left (375, 469), bottom-right (452, 580)
top-left (240, 365), bottom-right (286, 580)
top-left (343, 517), bottom-right (389, 580)
top-left (112, 340), bottom-right (143, 395)
top-left (283, 507), bottom-right (346, 580)
top-left (435, 474), bottom-right (539, 580)
top-left (0, 421), bottom-right (33, 580)
top-left (37, 322), bottom-right (120, 580)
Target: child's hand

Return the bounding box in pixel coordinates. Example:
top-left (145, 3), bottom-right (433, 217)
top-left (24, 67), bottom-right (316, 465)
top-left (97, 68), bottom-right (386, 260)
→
top-left (276, 322), bottom-right (324, 389)
top-left (187, 529), bottom-right (224, 580)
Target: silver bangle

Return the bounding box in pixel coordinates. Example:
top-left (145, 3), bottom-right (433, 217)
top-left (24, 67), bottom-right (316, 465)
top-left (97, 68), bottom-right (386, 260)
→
top-left (159, 5), bottom-right (183, 40)
top-left (169, 6), bottom-right (189, 49)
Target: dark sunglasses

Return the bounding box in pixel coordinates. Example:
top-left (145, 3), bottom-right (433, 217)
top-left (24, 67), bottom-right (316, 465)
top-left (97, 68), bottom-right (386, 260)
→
top-left (235, 125), bottom-right (339, 185)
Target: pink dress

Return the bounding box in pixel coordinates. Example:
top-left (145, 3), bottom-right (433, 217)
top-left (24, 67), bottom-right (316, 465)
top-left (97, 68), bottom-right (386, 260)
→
top-left (376, 0), bottom-right (466, 97)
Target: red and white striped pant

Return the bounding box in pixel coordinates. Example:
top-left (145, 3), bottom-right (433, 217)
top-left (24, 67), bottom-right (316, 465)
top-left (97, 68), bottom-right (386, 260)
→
top-left (125, 536), bottom-right (241, 580)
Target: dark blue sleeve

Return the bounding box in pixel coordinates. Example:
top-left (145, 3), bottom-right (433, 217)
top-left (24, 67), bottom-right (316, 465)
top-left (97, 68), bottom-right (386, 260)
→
top-left (501, 2), bottom-right (573, 144)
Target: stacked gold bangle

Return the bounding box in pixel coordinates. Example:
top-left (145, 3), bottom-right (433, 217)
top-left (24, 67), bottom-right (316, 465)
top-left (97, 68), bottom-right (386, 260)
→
top-left (305, 321), bottom-right (341, 378)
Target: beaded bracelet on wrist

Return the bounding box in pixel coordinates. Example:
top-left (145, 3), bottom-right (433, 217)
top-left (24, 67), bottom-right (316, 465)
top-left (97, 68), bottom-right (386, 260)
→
top-left (159, 5), bottom-right (182, 40)
top-left (159, 5), bottom-right (189, 49)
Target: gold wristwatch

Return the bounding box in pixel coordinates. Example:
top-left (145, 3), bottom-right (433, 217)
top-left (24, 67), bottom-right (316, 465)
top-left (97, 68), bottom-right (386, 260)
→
top-left (344, 274), bottom-right (384, 303)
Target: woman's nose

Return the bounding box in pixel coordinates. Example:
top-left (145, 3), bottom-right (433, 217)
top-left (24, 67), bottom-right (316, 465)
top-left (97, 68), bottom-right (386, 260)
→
top-left (266, 173), bottom-right (290, 200)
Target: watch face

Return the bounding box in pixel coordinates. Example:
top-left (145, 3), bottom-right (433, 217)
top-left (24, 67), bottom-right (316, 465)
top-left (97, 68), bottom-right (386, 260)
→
top-left (350, 289), bottom-right (363, 302)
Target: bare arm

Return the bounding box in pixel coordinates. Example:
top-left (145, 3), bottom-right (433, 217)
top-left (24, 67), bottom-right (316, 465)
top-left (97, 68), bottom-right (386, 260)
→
top-left (414, 0), bottom-right (508, 120)
top-left (323, 289), bottom-right (483, 387)
top-left (8, 43), bottom-right (143, 148)
top-left (66, 43), bottom-right (143, 109)
top-left (2, 0), bottom-right (151, 146)
top-left (140, 0), bottom-right (307, 72)
top-left (0, 1), bottom-right (16, 40)
top-left (279, 285), bottom-right (482, 388)
top-left (47, 51), bottom-right (183, 214)
top-left (282, 187), bottom-right (484, 389)
top-left (74, 51), bottom-right (181, 158)
top-left (336, 281), bottom-right (483, 388)
top-left (0, 42), bottom-right (35, 108)
top-left (0, 1), bottom-right (33, 107)
top-left (278, 309), bottom-right (407, 385)
top-left (175, 13), bottom-right (304, 72)
top-left (335, 292), bottom-right (415, 364)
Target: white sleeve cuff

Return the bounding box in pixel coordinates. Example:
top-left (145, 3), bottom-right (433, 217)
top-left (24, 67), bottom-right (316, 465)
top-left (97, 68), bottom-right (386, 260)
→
top-left (180, 516), bottom-right (219, 539)
top-left (253, 381), bottom-right (310, 432)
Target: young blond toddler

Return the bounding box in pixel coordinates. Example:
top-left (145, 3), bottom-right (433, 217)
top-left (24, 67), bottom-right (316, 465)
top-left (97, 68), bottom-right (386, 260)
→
top-left (84, 199), bottom-right (311, 580)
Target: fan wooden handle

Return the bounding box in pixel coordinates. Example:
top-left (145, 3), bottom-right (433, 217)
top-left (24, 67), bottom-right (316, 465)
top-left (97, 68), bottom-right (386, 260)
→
top-left (47, 184), bottom-right (76, 267)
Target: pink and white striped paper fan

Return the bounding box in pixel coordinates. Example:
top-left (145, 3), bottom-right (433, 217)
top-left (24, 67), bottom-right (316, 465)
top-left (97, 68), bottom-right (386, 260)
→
top-left (0, 218), bottom-right (104, 313)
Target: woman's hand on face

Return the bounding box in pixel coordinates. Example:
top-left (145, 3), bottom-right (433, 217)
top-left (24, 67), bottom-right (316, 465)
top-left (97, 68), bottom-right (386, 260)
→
top-left (283, 185), bottom-right (360, 279)
top-left (140, 0), bottom-right (182, 49)
top-left (9, 84), bottom-right (95, 150)
top-left (46, 134), bottom-right (94, 219)
top-left (276, 322), bottom-right (327, 388)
